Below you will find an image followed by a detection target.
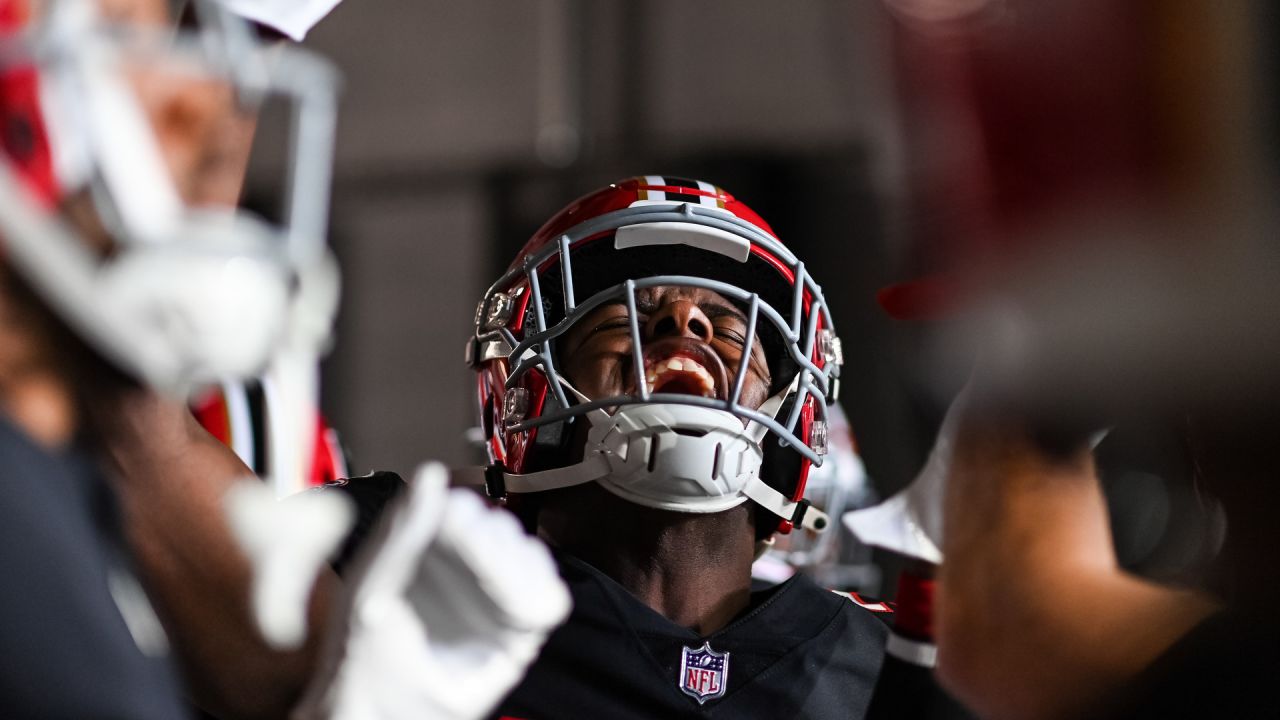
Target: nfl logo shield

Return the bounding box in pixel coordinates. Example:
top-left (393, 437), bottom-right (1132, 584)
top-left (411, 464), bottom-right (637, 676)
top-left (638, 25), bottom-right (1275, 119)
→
top-left (679, 641), bottom-right (730, 704)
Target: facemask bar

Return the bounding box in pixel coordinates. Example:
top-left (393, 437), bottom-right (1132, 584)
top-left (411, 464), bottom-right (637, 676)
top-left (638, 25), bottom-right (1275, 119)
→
top-left (507, 275), bottom-right (831, 465)
top-left (33, 0), bottom-right (338, 266)
top-left (272, 45), bottom-right (337, 263)
top-left (481, 203), bottom-right (841, 467)
top-left (183, 0), bottom-right (338, 264)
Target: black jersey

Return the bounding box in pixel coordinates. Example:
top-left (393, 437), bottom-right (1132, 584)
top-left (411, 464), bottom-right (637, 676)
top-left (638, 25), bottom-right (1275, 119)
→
top-left (862, 570), bottom-right (976, 720)
top-left (0, 415), bottom-right (189, 719)
top-left (493, 550), bottom-right (889, 720)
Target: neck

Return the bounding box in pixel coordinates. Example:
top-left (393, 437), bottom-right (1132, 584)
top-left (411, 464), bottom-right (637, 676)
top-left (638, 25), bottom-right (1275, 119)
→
top-left (538, 483), bottom-right (757, 634)
top-left (0, 269), bottom-right (79, 448)
top-left (0, 368), bottom-right (77, 448)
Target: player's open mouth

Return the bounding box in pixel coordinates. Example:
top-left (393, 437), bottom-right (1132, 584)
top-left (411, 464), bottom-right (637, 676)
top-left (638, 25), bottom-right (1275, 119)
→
top-left (633, 337), bottom-right (730, 401)
top-left (646, 355), bottom-right (717, 397)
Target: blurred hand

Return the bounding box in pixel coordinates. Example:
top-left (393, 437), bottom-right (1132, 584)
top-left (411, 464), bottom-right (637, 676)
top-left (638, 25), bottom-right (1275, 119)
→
top-left (224, 481), bottom-right (354, 649)
top-left (298, 462), bottom-right (571, 720)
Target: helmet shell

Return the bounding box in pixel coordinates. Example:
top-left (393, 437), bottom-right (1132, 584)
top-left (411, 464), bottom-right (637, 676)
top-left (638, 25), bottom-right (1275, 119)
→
top-left (471, 176), bottom-right (838, 533)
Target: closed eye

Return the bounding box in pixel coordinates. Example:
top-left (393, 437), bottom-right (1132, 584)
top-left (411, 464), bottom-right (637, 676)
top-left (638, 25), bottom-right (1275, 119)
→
top-left (589, 316), bottom-right (636, 335)
top-left (713, 325), bottom-right (748, 346)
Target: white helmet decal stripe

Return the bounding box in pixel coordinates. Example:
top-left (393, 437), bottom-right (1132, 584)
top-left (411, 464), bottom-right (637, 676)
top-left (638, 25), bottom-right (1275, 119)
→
top-left (614, 221), bottom-right (752, 263)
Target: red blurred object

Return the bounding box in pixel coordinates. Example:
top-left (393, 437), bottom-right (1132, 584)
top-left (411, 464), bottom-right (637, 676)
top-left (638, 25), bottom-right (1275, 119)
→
top-left (192, 382), bottom-right (348, 487)
top-left (0, 0), bottom-right (59, 208)
top-left (882, 0), bottom-right (1221, 319)
top-left (876, 273), bottom-right (972, 322)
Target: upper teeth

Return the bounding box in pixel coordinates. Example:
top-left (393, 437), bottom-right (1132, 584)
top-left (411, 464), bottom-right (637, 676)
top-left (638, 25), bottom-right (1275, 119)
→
top-left (644, 356), bottom-right (716, 398)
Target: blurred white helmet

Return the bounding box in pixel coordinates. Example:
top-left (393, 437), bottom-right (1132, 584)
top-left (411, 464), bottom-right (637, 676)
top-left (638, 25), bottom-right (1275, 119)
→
top-left (0, 0), bottom-right (340, 495)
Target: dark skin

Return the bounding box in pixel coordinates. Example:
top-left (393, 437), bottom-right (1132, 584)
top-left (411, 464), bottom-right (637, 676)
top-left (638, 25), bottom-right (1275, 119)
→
top-left (936, 397), bottom-right (1218, 720)
top-left (538, 286), bottom-right (772, 634)
top-left (91, 390), bottom-right (336, 720)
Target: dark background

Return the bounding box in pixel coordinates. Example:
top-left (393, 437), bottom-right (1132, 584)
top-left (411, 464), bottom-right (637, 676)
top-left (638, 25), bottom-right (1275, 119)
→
top-left (244, 0), bottom-right (1279, 595)
top-left (264, 0), bottom-right (932, 498)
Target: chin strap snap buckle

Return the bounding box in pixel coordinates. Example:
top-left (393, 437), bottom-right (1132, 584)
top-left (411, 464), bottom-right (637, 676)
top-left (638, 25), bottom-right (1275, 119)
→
top-left (791, 497), bottom-right (812, 527)
top-left (484, 463), bottom-right (507, 500)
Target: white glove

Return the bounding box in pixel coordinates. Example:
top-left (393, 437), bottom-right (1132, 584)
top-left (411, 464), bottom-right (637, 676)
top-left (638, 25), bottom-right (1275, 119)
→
top-left (301, 462), bottom-right (571, 720)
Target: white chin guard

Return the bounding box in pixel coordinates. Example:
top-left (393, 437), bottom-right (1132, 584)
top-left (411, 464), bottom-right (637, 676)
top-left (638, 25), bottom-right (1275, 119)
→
top-left (477, 385), bottom-right (830, 532)
top-left (592, 403), bottom-right (764, 514)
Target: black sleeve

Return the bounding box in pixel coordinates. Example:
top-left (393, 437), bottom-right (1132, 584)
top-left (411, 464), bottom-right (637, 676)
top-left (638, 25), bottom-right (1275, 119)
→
top-left (0, 421), bottom-right (190, 719)
top-left (318, 470), bottom-right (407, 576)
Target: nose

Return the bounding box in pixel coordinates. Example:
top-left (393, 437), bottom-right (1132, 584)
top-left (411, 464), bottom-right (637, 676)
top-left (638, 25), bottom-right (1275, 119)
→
top-left (645, 299), bottom-right (714, 344)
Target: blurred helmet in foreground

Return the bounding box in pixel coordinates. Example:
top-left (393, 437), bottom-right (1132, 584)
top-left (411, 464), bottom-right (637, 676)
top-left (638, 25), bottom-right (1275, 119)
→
top-left (0, 0), bottom-right (341, 494)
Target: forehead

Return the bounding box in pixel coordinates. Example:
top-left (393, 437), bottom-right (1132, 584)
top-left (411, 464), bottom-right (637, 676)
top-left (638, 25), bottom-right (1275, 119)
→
top-left (634, 285), bottom-right (742, 312)
top-left (99, 0), bottom-right (170, 24)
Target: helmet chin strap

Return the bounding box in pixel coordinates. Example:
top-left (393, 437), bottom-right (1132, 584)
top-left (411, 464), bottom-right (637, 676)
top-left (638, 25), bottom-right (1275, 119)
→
top-left (473, 374), bottom-right (829, 533)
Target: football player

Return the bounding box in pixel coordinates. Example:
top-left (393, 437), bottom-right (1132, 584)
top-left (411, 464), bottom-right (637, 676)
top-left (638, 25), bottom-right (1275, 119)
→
top-left (462, 176), bottom-right (891, 718)
top-left (0, 2), bottom-right (569, 719)
top-left (0, 0), bottom-right (341, 716)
